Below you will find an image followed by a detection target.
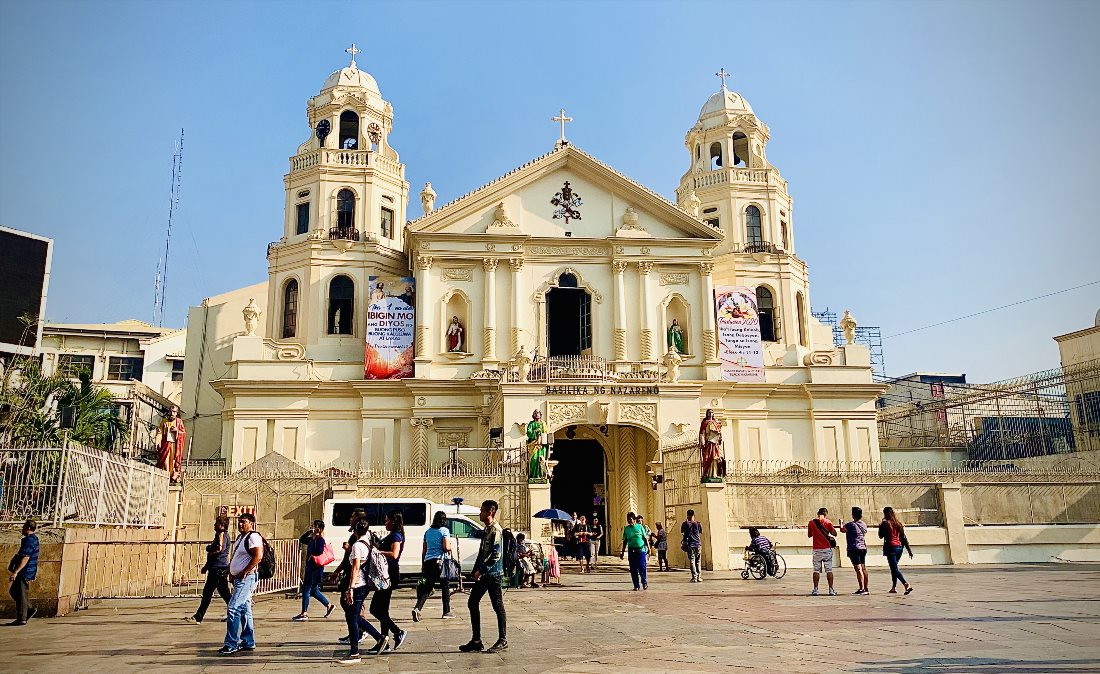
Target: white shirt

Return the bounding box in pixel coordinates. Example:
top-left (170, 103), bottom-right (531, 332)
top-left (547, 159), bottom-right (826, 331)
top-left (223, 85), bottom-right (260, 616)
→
top-left (230, 531), bottom-right (263, 575)
top-left (350, 539), bottom-right (370, 589)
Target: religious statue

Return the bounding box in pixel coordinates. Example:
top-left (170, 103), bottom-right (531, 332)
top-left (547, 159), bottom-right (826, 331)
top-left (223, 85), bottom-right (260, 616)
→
top-left (242, 299), bottom-right (260, 336)
top-left (526, 409), bottom-right (548, 482)
top-left (446, 315), bottom-right (465, 352)
top-left (157, 405), bottom-right (187, 484)
top-left (514, 345), bottom-right (532, 382)
top-left (667, 318), bottom-right (685, 354)
top-left (685, 190), bottom-right (702, 217)
top-left (840, 309), bottom-right (858, 345)
top-left (420, 181), bottom-right (436, 216)
top-left (661, 344), bottom-right (683, 383)
top-left (698, 408), bottom-right (724, 482)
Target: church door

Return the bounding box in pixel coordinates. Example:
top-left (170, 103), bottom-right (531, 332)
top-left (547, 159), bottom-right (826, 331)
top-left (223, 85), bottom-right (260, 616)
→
top-left (546, 286), bottom-right (592, 356)
top-left (549, 436), bottom-right (607, 554)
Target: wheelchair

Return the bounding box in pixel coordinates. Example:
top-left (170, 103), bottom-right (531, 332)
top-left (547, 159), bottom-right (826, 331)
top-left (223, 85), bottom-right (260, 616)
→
top-left (740, 544), bottom-right (787, 580)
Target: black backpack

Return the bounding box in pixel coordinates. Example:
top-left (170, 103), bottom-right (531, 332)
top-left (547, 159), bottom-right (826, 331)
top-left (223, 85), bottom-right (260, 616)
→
top-left (248, 531), bottom-right (277, 580)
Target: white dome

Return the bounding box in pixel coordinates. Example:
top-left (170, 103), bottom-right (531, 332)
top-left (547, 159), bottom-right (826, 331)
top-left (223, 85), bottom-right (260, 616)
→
top-left (698, 87), bottom-right (754, 127)
top-left (321, 65), bottom-right (381, 94)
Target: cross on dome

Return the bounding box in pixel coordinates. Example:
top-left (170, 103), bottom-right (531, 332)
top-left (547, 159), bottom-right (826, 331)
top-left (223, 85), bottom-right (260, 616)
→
top-left (552, 108), bottom-right (573, 148)
top-left (715, 68), bottom-right (730, 90)
top-left (345, 43), bottom-right (361, 68)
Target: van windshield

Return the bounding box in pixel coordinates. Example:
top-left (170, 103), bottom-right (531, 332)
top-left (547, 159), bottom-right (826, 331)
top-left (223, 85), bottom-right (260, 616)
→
top-left (332, 503), bottom-right (428, 528)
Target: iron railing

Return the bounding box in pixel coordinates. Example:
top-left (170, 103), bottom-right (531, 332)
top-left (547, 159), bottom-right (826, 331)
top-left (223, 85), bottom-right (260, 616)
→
top-left (328, 226), bottom-right (360, 241)
top-left (503, 355), bottom-right (661, 383)
top-left (741, 240), bottom-right (778, 254)
top-left (0, 445), bottom-right (169, 527)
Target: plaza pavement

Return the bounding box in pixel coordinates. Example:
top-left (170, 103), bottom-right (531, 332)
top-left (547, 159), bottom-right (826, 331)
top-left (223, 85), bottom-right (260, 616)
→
top-left (3, 562), bottom-right (1099, 673)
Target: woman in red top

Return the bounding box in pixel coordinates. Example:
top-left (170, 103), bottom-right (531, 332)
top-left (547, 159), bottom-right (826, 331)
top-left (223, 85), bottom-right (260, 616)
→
top-left (878, 507), bottom-right (914, 594)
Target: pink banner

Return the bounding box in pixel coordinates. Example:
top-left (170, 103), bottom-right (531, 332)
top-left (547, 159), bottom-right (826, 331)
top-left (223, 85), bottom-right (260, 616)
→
top-left (714, 285), bottom-right (765, 382)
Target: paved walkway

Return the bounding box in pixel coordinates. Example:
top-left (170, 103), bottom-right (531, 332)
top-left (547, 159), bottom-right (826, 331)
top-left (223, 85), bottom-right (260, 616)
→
top-left (4, 563), bottom-right (1100, 673)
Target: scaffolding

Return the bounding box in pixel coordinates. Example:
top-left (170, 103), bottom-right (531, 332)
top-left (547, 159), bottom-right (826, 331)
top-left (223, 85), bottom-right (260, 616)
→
top-left (877, 358), bottom-right (1100, 461)
top-left (812, 307), bottom-right (886, 377)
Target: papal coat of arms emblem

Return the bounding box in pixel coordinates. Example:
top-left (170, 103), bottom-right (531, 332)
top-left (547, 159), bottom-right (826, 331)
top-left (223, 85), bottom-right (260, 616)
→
top-left (551, 181), bottom-right (582, 223)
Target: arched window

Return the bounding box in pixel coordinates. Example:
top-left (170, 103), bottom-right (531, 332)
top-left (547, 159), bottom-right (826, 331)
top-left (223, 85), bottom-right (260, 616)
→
top-left (796, 291), bottom-right (808, 347)
top-left (282, 279), bottom-right (299, 339)
top-left (336, 189), bottom-right (355, 232)
top-left (780, 221), bottom-right (789, 250)
top-left (709, 142), bottom-right (723, 170)
top-left (731, 132), bottom-right (749, 167)
top-left (328, 275), bottom-right (354, 335)
top-left (339, 110), bottom-right (359, 149)
top-left (745, 205), bottom-right (762, 246)
top-left (558, 272), bottom-right (578, 288)
top-left (756, 286), bottom-right (776, 342)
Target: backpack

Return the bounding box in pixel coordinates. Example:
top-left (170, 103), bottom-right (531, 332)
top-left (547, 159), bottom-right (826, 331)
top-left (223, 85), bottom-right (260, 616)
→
top-left (248, 531), bottom-right (277, 580)
top-left (363, 542), bottom-right (391, 591)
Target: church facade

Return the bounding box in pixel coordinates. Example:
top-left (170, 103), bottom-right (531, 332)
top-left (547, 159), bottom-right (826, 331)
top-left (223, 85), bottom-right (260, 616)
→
top-left (182, 54), bottom-right (884, 536)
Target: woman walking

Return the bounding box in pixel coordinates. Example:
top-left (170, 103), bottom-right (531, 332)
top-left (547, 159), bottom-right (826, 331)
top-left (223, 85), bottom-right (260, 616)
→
top-left (337, 519), bottom-right (375, 664)
top-left (878, 506), bottom-right (914, 595)
top-left (412, 510), bottom-right (455, 621)
top-left (652, 522), bottom-right (669, 571)
top-left (368, 510), bottom-right (408, 654)
top-left (294, 520), bottom-right (335, 621)
top-left (185, 515), bottom-right (232, 624)
top-left (619, 512), bottom-right (649, 591)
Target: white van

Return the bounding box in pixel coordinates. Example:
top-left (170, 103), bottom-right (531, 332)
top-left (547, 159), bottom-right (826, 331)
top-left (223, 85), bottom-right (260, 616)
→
top-left (321, 497), bottom-right (485, 577)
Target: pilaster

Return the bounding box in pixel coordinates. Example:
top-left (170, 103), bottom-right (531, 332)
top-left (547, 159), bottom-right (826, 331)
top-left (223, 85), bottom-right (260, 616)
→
top-left (612, 260), bottom-right (628, 361)
top-left (414, 255), bottom-right (432, 374)
top-left (697, 481), bottom-right (729, 571)
top-left (939, 483), bottom-right (970, 564)
top-left (482, 258), bottom-right (498, 365)
top-left (637, 262), bottom-right (653, 361)
top-left (410, 417), bottom-right (433, 470)
top-left (510, 258), bottom-right (524, 356)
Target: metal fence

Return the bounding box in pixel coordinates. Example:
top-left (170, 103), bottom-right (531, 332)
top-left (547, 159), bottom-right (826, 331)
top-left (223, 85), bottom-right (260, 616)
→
top-left (726, 482), bottom-right (944, 529)
top-left (78, 538), bottom-right (303, 608)
top-left (0, 445), bottom-right (169, 527)
top-left (722, 459), bottom-right (1100, 484)
top-left (962, 482), bottom-right (1100, 525)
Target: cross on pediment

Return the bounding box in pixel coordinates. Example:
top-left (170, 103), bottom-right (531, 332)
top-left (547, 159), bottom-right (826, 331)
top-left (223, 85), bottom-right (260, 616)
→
top-left (552, 108), bottom-right (573, 148)
top-left (715, 68), bottom-right (730, 89)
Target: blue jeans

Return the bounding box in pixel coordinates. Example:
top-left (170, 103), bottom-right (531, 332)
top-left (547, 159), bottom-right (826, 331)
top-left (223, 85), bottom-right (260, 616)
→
top-left (628, 549), bottom-right (648, 589)
top-left (301, 576), bottom-right (331, 613)
top-left (224, 573), bottom-right (257, 649)
top-left (342, 586), bottom-right (381, 648)
top-left (885, 546), bottom-right (908, 587)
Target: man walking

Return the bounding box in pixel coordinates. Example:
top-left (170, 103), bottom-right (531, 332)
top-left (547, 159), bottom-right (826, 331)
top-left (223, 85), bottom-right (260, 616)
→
top-left (221, 513), bottom-right (264, 655)
top-left (459, 499), bottom-right (507, 654)
top-left (808, 507), bottom-right (837, 596)
top-left (589, 516), bottom-right (604, 568)
top-left (681, 509), bottom-right (703, 582)
top-left (841, 506), bottom-right (870, 595)
top-left (7, 519), bottom-right (39, 625)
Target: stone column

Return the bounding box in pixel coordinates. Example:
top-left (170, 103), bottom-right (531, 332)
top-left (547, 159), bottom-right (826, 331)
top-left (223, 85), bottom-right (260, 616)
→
top-left (482, 258), bottom-right (498, 364)
top-left (528, 482), bottom-right (551, 543)
top-left (637, 262), bottom-right (654, 361)
top-left (699, 262), bottom-right (717, 362)
top-left (409, 417), bottom-right (433, 470)
top-left (617, 426), bottom-right (639, 526)
top-left (612, 261), bottom-right (628, 361)
top-left (697, 481), bottom-right (729, 570)
top-left (939, 483), bottom-right (970, 564)
top-left (414, 255), bottom-right (433, 361)
top-left (510, 258), bottom-right (524, 356)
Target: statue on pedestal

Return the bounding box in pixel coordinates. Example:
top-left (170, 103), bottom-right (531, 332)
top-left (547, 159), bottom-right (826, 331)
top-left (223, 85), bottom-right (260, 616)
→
top-left (526, 409), bottom-right (548, 482)
top-left (667, 318), bottom-right (685, 354)
top-left (840, 309), bottom-right (858, 345)
top-left (514, 345), bottom-right (532, 382)
top-left (685, 190), bottom-right (701, 217)
top-left (698, 408), bottom-right (724, 482)
top-left (661, 344), bottom-right (683, 382)
top-left (157, 405), bottom-right (187, 484)
top-left (446, 315), bottom-right (465, 352)
top-left (242, 299), bottom-right (261, 336)
top-left (420, 181), bottom-right (436, 215)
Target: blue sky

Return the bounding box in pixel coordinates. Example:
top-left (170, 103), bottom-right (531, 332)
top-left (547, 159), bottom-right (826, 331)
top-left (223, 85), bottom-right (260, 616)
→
top-left (1, 0), bottom-right (1097, 382)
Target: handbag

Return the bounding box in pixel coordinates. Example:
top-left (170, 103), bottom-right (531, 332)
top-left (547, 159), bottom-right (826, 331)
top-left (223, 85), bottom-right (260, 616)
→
top-left (311, 542), bottom-right (336, 567)
top-left (813, 518), bottom-right (838, 548)
top-left (439, 553), bottom-right (461, 581)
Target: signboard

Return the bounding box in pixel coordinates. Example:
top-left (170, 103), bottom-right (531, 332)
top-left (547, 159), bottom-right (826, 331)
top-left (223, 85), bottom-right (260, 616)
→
top-left (714, 285), bottom-right (765, 382)
top-left (218, 505), bottom-right (256, 518)
top-left (364, 275), bottom-right (415, 379)
top-left (0, 226), bottom-right (52, 356)
top-left (545, 385), bottom-right (658, 396)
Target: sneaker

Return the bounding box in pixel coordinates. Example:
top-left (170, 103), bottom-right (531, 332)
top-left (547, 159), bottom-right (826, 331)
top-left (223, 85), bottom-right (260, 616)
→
top-left (642, 584), bottom-right (648, 590)
top-left (292, 614), bottom-right (309, 622)
top-left (459, 639), bottom-right (485, 652)
top-left (240, 644), bottom-right (256, 652)
top-left (366, 638), bottom-right (389, 655)
top-left (217, 646), bottom-right (238, 655)
top-left (485, 639), bottom-right (508, 654)
top-left (810, 588), bottom-right (819, 596)
top-left (183, 616), bottom-right (200, 624)
top-left (338, 633), bottom-right (369, 644)
top-left (412, 607), bottom-right (422, 622)
top-left (6, 620), bottom-right (26, 626)
top-left (828, 588), bottom-right (837, 596)
top-left (325, 604), bottom-right (336, 619)
top-left (904, 585), bottom-right (914, 595)
top-left (441, 612), bottom-right (456, 619)
top-left (336, 654), bottom-right (362, 664)
top-left (392, 630), bottom-right (408, 650)
top-left (852, 589), bottom-right (864, 595)
top-left (26, 608), bottom-right (37, 621)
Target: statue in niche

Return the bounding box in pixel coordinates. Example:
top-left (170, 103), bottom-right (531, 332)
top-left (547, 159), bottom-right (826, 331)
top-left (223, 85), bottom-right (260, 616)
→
top-left (420, 182), bottom-right (436, 215)
top-left (514, 345), bottom-right (532, 382)
top-left (698, 408), bottom-right (724, 482)
top-left (840, 309), bottom-right (858, 345)
top-left (242, 299), bottom-right (261, 336)
top-left (667, 318), bottom-right (685, 354)
top-left (661, 344), bottom-right (683, 383)
top-left (685, 190), bottom-right (702, 217)
top-left (446, 315), bottom-right (465, 352)
top-left (525, 409), bottom-right (548, 482)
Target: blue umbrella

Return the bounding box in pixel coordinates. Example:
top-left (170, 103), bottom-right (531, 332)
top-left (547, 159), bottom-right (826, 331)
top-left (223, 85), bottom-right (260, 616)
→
top-left (533, 508), bottom-right (572, 521)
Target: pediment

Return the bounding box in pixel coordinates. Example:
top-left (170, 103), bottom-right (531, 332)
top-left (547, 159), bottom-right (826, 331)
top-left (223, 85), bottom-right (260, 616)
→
top-left (408, 146), bottom-right (723, 242)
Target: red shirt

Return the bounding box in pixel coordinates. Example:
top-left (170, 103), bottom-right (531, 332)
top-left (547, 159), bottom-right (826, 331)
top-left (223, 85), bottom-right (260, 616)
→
top-left (807, 518), bottom-right (836, 550)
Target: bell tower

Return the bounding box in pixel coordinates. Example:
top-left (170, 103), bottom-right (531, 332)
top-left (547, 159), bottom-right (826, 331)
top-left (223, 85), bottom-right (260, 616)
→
top-left (282, 44), bottom-right (409, 250)
top-left (677, 71), bottom-right (817, 352)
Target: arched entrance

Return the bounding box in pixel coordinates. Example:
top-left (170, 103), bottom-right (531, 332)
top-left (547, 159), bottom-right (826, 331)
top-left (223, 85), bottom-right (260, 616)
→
top-left (548, 425), bottom-right (607, 554)
top-left (546, 272), bottom-right (592, 356)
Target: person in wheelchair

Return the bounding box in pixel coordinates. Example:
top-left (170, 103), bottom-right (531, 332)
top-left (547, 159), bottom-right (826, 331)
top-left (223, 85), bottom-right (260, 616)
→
top-left (745, 527), bottom-right (776, 576)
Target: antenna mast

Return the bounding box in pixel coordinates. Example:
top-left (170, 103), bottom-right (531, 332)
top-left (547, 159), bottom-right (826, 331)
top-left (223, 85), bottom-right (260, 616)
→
top-left (154, 128), bottom-right (184, 327)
